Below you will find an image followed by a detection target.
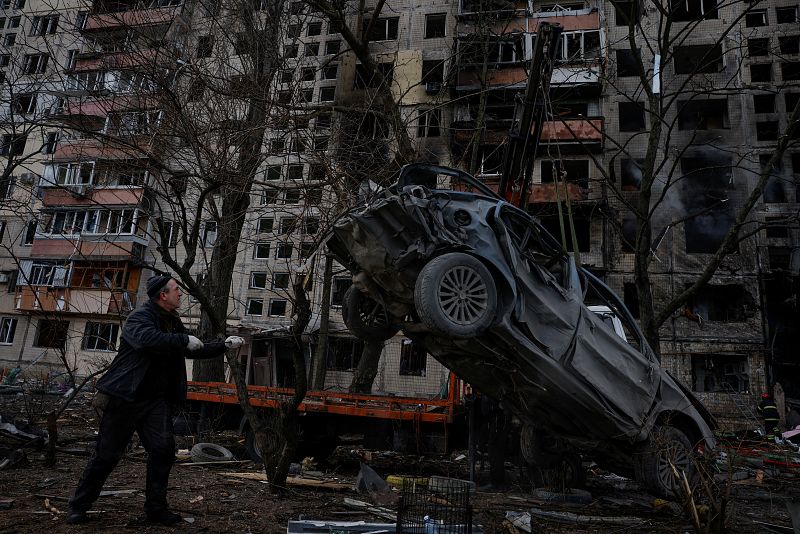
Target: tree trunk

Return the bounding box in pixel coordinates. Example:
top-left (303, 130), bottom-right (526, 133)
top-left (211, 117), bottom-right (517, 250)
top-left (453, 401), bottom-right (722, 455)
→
top-left (349, 340), bottom-right (383, 393)
top-left (311, 255), bottom-right (333, 390)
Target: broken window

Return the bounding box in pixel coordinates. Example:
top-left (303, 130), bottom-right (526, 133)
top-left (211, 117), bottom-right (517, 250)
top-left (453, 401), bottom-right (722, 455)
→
top-left (748, 38), bottom-right (770, 57)
top-left (688, 284), bottom-right (756, 322)
top-left (477, 145), bottom-right (504, 175)
top-left (745, 9), bottom-right (768, 27)
top-left (307, 22), bottom-right (322, 36)
top-left (197, 35), bottom-right (213, 58)
top-left (616, 49), bottom-right (639, 77)
top-left (422, 59), bottom-right (445, 84)
top-left (677, 98), bottom-right (729, 130)
top-left (756, 121), bottom-right (779, 141)
top-left (532, 204), bottom-right (592, 252)
top-left (782, 62), bottom-right (800, 81)
top-left (400, 339), bottom-right (427, 376)
top-left (557, 30), bottom-right (601, 62)
top-left (330, 277), bottom-right (352, 307)
top-left (680, 155), bottom-right (735, 253)
top-left (761, 154), bottom-right (787, 203)
top-left (787, 92), bottom-right (800, 113)
top-left (673, 44), bottom-right (723, 74)
top-left (364, 17), bottom-right (399, 41)
top-left (779, 35), bottom-right (799, 55)
top-left (246, 298), bottom-right (263, 315)
top-left (425, 13), bottom-right (446, 39)
top-left (612, 0), bottom-right (640, 26)
top-left (417, 109), bottom-right (441, 137)
top-left (618, 101), bottom-right (646, 131)
top-left (672, 0), bottom-right (718, 21)
top-left (326, 337), bottom-right (364, 370)
top-left (621, 158), bottom-right (644, 190)
top-left (776, 6), bottom-right (798, 24)
top-left (269, 299), bottom-right (287, 316)
top-left (750, 63), bottom-right (773, 82)
top-left (765, 217), bottom-right (789, 238)
top-left (692, 354), bottom-right (749, 393)
top-left (753, 94), bottom-right (776, 113)
top-left (540, 160), bottom-right (589, 188)
top-left (257, 218), bottom-right (273, 233)
top-left (34, 319), bottom-right (69, 349)
top-left (319, 86), bottom-right (335, 101)
top-left (621, 213), bottom-right (636, 252)
top-left (769, 246), bottom-right (792, 270)
top-left (254, 242), bottom-right (271, 259)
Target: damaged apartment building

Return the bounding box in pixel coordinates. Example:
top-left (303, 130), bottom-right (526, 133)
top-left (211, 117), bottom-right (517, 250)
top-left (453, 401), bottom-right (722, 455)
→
top-left (0, 0), bottom-right (798, 427)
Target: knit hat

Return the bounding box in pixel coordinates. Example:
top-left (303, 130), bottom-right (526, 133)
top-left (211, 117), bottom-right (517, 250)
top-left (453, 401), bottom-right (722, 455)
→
top-left (146, 274), bottom-right (172, 298)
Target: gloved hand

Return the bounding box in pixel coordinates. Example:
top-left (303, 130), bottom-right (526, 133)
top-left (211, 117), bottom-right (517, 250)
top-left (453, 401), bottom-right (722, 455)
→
top-left (225, 336), bottom-right (245, 349)
top-left (186, 335), bottom-right (204, 351)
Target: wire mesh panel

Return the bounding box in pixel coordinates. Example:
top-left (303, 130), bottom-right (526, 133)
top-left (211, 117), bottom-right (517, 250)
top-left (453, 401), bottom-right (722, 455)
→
top-left (397, 478), bottom-right (472, 534)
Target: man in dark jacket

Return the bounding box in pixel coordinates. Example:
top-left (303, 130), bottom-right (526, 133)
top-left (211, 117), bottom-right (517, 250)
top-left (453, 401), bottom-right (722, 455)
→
top-left (67, 275), bottom-right (244, 525)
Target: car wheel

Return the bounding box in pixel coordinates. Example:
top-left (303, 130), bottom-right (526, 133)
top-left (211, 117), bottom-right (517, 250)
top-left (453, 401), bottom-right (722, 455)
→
top-left (245, 428), bottom-right (263, 463)
top-left (342, 286), bottom-right (399, 341)
top-left (636, 425), bottom-right (696, 498)
top-left (414, 253), bottom-right (497, 338)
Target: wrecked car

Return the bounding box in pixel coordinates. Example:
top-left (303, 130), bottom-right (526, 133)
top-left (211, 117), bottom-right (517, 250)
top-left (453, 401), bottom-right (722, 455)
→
top-left (327, 164), bottom-right (716, 496)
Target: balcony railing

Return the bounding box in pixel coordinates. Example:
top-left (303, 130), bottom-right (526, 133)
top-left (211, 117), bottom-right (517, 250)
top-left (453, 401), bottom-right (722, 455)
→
top-left (15, 286), bottom-right (137, 315)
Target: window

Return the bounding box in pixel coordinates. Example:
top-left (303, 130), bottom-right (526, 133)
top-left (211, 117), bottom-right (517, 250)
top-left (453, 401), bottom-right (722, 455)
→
top-left (677, 98), bottom-right (729, 130)
top-left (319, 86), bottom-right (335, 102)
top-left (284, 189), bottom-right (300, 204)
top-left (257, 218), bottom-right (274, 233)
top-left (756, 120), bottom-right (779, 141)
top-left (672, 0), bottom-right (717, 21)
top-left (314, 136), bottom-right (329, 151)
top-left (12, 93), bottom-right (36, 115)
top-left (301, 67), bottom-right (315, 82)
top-left (747, 38), bottom-right (770, 57)
top-left (751, 63), bottom-right (773, 82)
top-left (621, 159), bottom-right (644, 190)
top-left (616, 49), bottom-right (639, 77)
top-left (250, 272), bottom-right (268, 289)
top-left (612, 0), bottom-right (640, 26)
top-left (0, 54), bottom-right (9, 67)
top-left (422, 59), bottom-right (445, 86)
top-left (299, 242), bottom-right (314, 259)
top-left (766, 217), bottom-right (789, 238)
top-left (787, 92), bottom-right (800, 113)
top-left (306, 187), bottom-right (322, 205)
top-left (246, 298), bottom-right (264, 315)
top-left (303, 217), bottom-right (319, 235)
top-left (559, 30), bottom-right (602, 62)
top-left (0, 18), bottom-right (4, 30)
top-left (331, 277), bottom-right (351, 306)
top-left (365, 17), bottom-right (399, 41)
top-left (692, 354), bottom-right (749, 392)
top-left (417, 109), bottom-right (441, 137)
top-left (673, 44), bottom-right (723, 74)
top-left (197, 35), bottom-right (214, 58)
top-left (261, 189), bottom-right (279, 205)
top-left (0, 135), bottom-right (26, 156)
top-left (276, 243), bottom-right (293, 259)
top-left (23, 53), bottom-right (49, 74)
top-left (305, 42), bottom-right (319, 56)
top-left (106, 110), bottom-right (162, 136)
top-left (400, 339), bottom-right (427, 376)
top-left (326, 337), bottom-right (364, 370)
top-left (782, 62), bottom-right (800, 81)
top-left (618, 102), bottom-right (646, 131)
top-left (254, 242), bottom-right (271, 259)
top-left (202, 221), bottom-right (217, 247)
top-left (75, 11), bottom-right (88, 29)
top-left (425, 14), bottom-right (446, 39)
top-left (0, 318), bottom-right (16, 344)
top-left (284, 44), bottom-right (298, 58)
top-left (776, 6), bottom-right (798, 24)
top-left (753, 94), bottom-right (776, 113)
top-left (34, 319), bottom-right (69, 349)
top-left (287, 164), bottom-right (303, 180)
top-left (745, 9), bottom-right (767, 27)
top-left (43, 132), bottom-right (58, 154)
top-left (308, 22), bottom-right (322, 36)
top-left (287, 24), bottom-right (302, 38)
top-left (323, 64), bottom-right (338, 79)
top-left (9, 17), bottom-right (20, 28)
top-left (325, 40), bottom-right (340, 55)
top-left (3, 34), bottom-right (16, 47)
top-left (280, 217), bottom-right (297, 234)
top-left (680, 155), bottom-right (734, 253)
top-left (270, 138), bottom-right (286, 153)
top-left (30, 14), bottom-right (59, 36)
top-left (269, 299), bottom-right (287, 316)
top-left (541, 160), bottom-right (590, 188)
top-left (272, 272), bottom-right (290, 289)
top-left (780, 36), bottom-right (800, 55)
top-left (290, 1), bottom-right (305, 14)
top-left (23, 220), bottom-right (36, 245)
top-left (83, 322), bottom-right (119, 351)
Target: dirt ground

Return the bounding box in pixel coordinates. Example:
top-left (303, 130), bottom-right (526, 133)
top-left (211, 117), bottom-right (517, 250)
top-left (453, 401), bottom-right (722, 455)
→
top-left (0, 391), bottom-right (798, 533)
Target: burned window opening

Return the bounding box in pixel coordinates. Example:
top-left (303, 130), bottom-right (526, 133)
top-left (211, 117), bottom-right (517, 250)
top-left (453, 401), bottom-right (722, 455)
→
top-left (672, 0), bottom-right (718, 21)
top-left (750, 63), bottom-right (773, 82)
top-left (753, 94), bottom-right (776, 113)
top-left (677, 99), bottom-right (729, 130)
top-left (756, 120), bottom-right (779, 141)
top-left (779, 35), bottom-right (800, 55)
top-left (621, 158), bottom-right (644, 190)
top-left (747, 38), bottom-right (770, 57)
top-left (692, 354), bottom-right (749, 393)
top-left (782, 62), bottom-right (800, 81)
top-left (769, 246), bottom-right (792, 271)
top-left (618, 101), bottom-right (646, 131)
top-left (680, 155), bottom-right (735, 254)
top-left (673, 44), bottom-right (724, 74)
top-left (765, 217), bottom-right (789, 239)
top-left (530, 204), bottom-right (592, 252)
top-left (687, 284), bottom-right (756, 322)
top-left (400, 339), bottom-right (427, 376)
top-left (616, 49), bottom-right (639, 77)
top-left (611, 0), bottom-right (640, 26)
top-left (540, 159), bottom-right (589, 188)
top-left (327, 337), bottom-right (364, 371)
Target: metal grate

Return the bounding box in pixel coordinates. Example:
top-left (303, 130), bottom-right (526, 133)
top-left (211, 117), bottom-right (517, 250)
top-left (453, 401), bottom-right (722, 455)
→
top-left (397, 478), bottom-right (472, 534)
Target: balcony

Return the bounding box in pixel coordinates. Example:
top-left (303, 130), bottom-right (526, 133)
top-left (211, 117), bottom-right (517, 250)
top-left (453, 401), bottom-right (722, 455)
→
top-left (31, 235), bottom-right (148, 259)
top-left (15, 286), bottom-right (136, 315)
top-left (52, 137), bottom-right (156, 162)
top-left (84, 6), bottom-right (179, 32)
top-left (73, 48), bottom-right (161, 72)
top-left (529, 182), bottom-right (587, 202)
top-left (459, 0), bottom-right (529, 17)
top-left (41, 185), bottom-right (146, 207)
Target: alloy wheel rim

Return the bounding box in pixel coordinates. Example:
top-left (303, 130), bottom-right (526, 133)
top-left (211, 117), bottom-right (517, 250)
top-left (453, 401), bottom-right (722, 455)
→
top-left (438, 265), bottom-right (489, 325)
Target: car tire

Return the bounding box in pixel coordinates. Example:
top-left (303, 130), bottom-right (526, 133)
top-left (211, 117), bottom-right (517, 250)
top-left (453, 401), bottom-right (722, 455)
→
top-left (190, 443), bottom-right (234, 463)
top-left (635, 425), bottom-right (696, 498)
top-left (245, 429), bottom-right (263, 463)
top-left (414, 253), bottom-right (497, 338)
top-left (342, 286), bottom-right (399, 341)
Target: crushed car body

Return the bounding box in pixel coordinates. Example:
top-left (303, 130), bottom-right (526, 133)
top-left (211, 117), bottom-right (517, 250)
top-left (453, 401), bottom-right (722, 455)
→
top-left (327, 164), bottom-right (716, 495)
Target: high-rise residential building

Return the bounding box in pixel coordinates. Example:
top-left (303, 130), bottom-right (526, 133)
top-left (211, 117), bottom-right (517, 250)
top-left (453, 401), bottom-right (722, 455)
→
top-left (0, 0), bottom-right (797, 426)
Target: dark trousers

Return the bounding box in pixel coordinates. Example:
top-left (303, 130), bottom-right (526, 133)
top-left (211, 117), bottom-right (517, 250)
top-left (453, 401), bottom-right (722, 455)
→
top-left (70, 397), bottom-right (175, 514)
top-left (765, 419), bottom-right (779, 437)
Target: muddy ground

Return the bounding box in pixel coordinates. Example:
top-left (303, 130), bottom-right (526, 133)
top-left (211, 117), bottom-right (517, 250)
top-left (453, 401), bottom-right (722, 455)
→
top-left (0, 391), bottom-right (797, 533)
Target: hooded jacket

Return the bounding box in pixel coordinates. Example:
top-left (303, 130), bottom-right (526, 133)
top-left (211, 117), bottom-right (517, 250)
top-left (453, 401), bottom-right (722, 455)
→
top-left (96, 300), bottom-right (225, 403)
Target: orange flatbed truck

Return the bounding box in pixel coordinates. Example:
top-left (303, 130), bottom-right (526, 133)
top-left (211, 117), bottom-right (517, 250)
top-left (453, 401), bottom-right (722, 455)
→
top-left (185, 374), bottom-right (467, 460)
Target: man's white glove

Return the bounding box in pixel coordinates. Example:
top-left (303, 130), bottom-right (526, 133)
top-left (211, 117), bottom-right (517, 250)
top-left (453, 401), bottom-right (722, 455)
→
top-left (186, 335), bottom-right (204, 351)
top-left (225, 336), bottom-right (245, 349)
